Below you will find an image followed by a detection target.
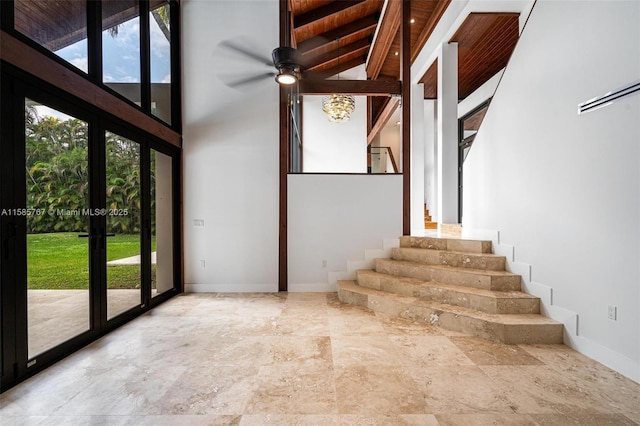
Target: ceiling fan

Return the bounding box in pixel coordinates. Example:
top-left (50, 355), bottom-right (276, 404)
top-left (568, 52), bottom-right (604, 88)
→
top-left (216, 38), bottom-right (304, 89)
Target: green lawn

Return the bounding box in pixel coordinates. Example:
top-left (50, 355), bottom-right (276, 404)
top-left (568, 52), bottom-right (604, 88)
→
top-left (27, 232), bottom-right (155, 290)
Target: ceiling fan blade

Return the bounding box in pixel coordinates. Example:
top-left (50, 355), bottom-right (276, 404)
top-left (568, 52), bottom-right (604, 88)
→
top-left (220, 72), bottom-right (275, 88)
top-left (219, 39), bottom-right (274, 67)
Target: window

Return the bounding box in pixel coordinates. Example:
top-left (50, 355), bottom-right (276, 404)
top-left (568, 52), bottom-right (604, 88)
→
top-left (102, 0), bottom-right (141, 104)
top-left (14, 0), bottom-right (88, 73)
top-left (150, 1), bottom-right (172, 125)
top-left (7, 0), bottom-right (179, 130)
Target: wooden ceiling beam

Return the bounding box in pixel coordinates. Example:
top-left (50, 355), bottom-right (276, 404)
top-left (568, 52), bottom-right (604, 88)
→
top-left (298, 14), bottom-right (378, 55)
top-left (294, 0), bottom-right (367, 28)
top-left (299, 79), bottom-right (401, 96)
top-left (366, 0), bottom-right (401, 79)
top-left (411, 0), bottom-right (450, 63)
top-left (304, 56), bottom-right (366, 80)
top-left (305, 38), bottom-right (371, 71)
top-left (367, 96), bottom-right (400, 145)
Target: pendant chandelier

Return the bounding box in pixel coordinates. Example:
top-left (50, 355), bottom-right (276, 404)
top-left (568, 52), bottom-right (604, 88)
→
top-left (322, 94), bottom-right (356, 122)
top-left (322, 37), bottom-right (355, 122)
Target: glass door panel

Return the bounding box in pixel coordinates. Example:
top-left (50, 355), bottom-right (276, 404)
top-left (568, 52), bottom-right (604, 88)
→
top-left (25, 99), bottom-right (90, 358)
top-left (150, 149), bottom-right (173, 297)
top-left (105, 131), bottom-right (142, 319)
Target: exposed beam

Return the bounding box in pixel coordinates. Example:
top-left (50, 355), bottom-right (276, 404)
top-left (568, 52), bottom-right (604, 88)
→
top-left (411, 0), bottom-right (451, 63)
top-left (366, 0), bottom-right (400, 79)
top-left (297, 14), bottom-right (378, 55)
top-left (279, 0), bottom-right (289, 292)
top-left (367, 96), bottom-right (399, 145)
top-left (299, 79), bottom-right (401, 95)
top-left (304, 57), bottom-right (366, 80)
top-left (401, 0), bottom-right (411, 236)
top-left (305, 38), bottom-right (370, 71)
top-left (0, 30), bottom-right (180, 146)
top-left (294, 0), bottom-right (367, 28)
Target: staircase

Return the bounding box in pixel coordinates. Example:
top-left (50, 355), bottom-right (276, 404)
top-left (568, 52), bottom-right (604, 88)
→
top-left (338, 236), bottom-right (563, 344)
top-left (424, 205), bottom-right (437, 229)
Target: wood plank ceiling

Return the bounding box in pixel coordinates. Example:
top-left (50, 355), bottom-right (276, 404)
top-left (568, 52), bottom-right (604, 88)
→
top-left (290, 0), bottom-right (451, 81)
top-left (290, 2), bottom-right (520, 105)
top-left (14, 0), bottom-right (166, 52)
top-left (419, 13), bottom-right (521, 100)
top-left (15, 0), bottom-right (520, 105)
top-left (291, 0), bottom-right (384, 78)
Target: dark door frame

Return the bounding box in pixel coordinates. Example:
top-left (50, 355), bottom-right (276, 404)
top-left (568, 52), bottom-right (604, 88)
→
top-left (458, 99), bottom-right (491, 223)
top-left (0, 64), bottom-right (181, 392)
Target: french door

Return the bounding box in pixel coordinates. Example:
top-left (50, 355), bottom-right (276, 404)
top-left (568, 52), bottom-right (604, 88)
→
top-left (1, 73), bottom-right (180, 391)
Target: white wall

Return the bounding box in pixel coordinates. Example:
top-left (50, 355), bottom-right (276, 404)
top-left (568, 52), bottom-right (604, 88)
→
top-left (411, 84), bottom-right (425, 234)
top-left (424, 99), bottom-right (437, 218)
top-left (302, 95), bottom-right (367, 172)
top-left (462, 0), bottom-right (640, 381)
top-left (182, 0), bottom-right (279, 292)
top-left (288, 174), bottom-right (402, 291)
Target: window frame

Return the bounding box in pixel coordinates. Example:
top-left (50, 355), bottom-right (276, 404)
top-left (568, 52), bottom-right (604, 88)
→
top-left (1, 0), bottom-right (181, 132)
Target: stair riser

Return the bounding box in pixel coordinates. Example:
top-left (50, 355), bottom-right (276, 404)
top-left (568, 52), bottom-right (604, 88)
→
top-left (417, 287), bottom-right (540, 315)
top-left (338, 287), bottom-right (368, 307)
top-left (400, 236), bottom-right (492, 254)
top-left (375, 259), bottom-right (521, 291)
top-left (358, 292), bottom-right (561, 345)
top-left (392, 248), bottom-right (506, 271)
top-left (357, 271), bottom-right (539, 314)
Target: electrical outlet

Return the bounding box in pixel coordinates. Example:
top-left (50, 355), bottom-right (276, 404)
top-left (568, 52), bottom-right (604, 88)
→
top-left (322, 260), bottom-right (327, 268)
top-left (607, 305), bottom-right (617, 320)
top-left (193, 219), bottom-right (205, 227)
top-left (200, 260), bottom-right (206, 269)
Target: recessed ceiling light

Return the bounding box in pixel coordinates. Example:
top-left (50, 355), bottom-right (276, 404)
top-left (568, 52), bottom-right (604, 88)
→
top-left (396, 121), bottom-right (401, 126)
top-left (410, 18), bottom-right (415, 24)
top-left (394, 51), bottom-right (399, 56)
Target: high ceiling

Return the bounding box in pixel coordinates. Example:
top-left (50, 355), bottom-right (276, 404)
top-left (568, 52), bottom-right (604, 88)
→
top-left (290, 1), bottom-right (520, 102)
top-left (15, 0), bottom-right (521, 104)
top-left (291, 0), bottom-right (384, 78)
top-left (420, 13), bottom-right (520, 100)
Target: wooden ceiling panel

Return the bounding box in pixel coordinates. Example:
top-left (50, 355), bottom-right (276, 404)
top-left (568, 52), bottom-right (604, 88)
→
top-left (297, 13), bottom-right (378, 55)
top-left (304, 37), bottom-right (370, 71)
top-left (421, 60), bottom-right (438, 98)
top-left (290, 0), bottom-right (335, 16)
top-left (452, 13), bottom-right (519, 99)
top-left (419, 12), bottom-right (520, 100)
top-left (293, 0), bottom-right (383, 44)
top-left (301, 30), bottom-right (372, 65)
top-left (366, 0), bottom-right (401, 79)
top-left (372, 0), bottom-right (449, 80)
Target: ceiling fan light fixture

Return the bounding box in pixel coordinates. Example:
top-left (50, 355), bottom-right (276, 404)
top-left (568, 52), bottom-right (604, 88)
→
top-left (273, 47), bottom-right (301, 86)
top-left (275, 68), bottom-right (297, 85)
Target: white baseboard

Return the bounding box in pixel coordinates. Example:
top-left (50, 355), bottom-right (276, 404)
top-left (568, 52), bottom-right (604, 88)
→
top-left (298, 237), bottom-right (399, 290)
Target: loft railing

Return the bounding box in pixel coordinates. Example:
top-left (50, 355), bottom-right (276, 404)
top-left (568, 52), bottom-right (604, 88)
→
top-left (367, 146), bottom-right (399, 173)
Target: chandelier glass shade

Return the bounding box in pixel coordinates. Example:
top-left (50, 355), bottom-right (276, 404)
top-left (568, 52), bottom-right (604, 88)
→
top-left (322, 94), bottom-right (356, 123)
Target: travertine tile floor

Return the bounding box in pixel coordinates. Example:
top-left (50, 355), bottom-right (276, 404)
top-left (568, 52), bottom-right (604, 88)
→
top-left (1, 292), bottom-right (638, 425)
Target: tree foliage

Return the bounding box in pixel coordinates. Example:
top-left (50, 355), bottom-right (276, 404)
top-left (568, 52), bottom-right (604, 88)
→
top-left (25, 110), bottom-right (148, 234)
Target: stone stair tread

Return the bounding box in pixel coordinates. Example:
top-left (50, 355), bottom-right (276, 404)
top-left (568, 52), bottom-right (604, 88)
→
top-left (357, 269), bottom-right (537, 300)
top-left (400, 236), bottom-right (493, 253)
top-left (397, 247), bottom-right (505, 259)
top-left (339, 280), bottom-right (559, 326)
top-left (378, 258), bottom-right (519, 277)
